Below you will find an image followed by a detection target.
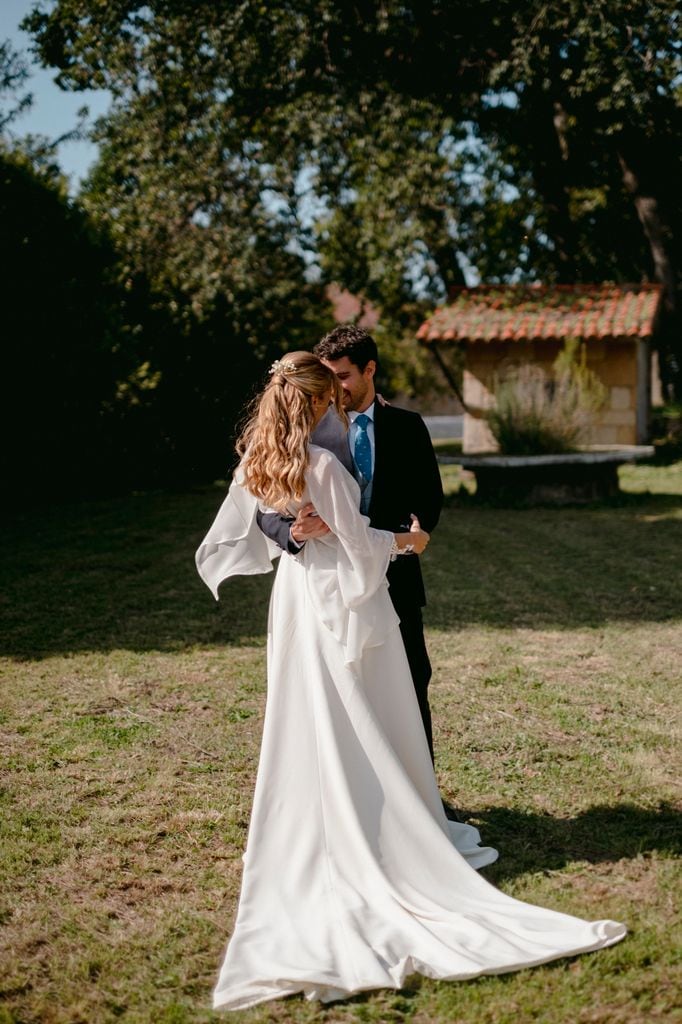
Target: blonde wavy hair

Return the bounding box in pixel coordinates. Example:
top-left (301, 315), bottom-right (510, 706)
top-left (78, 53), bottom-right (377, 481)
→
top-left (236, 351), bottom-right (347, 511)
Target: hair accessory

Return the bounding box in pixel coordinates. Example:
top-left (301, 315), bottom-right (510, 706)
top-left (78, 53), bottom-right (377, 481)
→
top-left (269, 358), bottom-right (297, 375)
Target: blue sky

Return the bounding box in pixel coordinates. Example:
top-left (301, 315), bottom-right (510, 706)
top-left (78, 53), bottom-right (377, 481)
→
top-left (1, 0), bottom-right (110, 189)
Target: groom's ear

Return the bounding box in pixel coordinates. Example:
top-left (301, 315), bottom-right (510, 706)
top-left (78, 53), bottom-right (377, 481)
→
top-left (364, 359), bottom-right (377, 379)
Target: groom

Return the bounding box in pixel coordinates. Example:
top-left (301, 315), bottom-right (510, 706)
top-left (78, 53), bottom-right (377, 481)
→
top-left (258, 325), bottom-right (447, 776)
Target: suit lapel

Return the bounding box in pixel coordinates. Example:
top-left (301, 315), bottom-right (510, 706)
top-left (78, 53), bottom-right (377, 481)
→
top-left (368, 401), bottom-right (386, 518)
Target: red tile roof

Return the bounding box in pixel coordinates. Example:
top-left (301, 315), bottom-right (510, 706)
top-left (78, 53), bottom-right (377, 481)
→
top-left (417, 284), bottom-right (663, 344)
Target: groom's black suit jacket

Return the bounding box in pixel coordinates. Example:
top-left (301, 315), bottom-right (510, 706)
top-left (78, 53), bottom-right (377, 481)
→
top-left (362, 402), bottom-right (442, 612)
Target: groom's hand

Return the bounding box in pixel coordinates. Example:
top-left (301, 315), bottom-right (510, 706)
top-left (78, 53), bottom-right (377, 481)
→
top-left (290, 503), bottom-right (331, 544)
top-left (407, 514), bottom-right (430, 555)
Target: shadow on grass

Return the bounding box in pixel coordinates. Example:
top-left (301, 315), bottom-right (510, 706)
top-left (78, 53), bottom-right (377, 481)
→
top-left (1, 485), bottom-right (681, 658)
top-left (467, 801), bottom-right (682, 882)
top-left (427, 489), bottom-right (682, 632)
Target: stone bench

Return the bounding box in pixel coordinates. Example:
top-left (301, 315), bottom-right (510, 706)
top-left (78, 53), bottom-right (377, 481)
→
top-left (439, 446), bottom-right (655, 504)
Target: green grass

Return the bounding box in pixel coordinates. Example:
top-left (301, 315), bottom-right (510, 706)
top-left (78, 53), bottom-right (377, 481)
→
top-left (1, 463), bottom-right (681, 1023)
top-left (431, 438), bottom-right (463, 458)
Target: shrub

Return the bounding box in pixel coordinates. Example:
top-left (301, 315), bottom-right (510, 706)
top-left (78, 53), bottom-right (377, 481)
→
top-left (485, 339), bottom-right (606, 455)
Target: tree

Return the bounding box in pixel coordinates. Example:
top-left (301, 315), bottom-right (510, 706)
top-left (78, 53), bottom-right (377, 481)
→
top-left (0, 39), bottom-right (32, 132)
top-left (24, 1), bottom-right (682, 396)
top-left (0, 141), bottom-right (129, 498)
top-left (77, 93), bottom-right (330, 480)
top-left (485, 1), bottom-right (682, 391)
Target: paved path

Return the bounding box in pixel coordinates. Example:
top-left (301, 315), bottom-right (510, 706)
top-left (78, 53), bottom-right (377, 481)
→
top-left (423, 415), bottom-right (463, 440)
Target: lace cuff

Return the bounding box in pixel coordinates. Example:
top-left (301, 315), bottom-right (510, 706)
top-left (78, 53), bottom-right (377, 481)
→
top-left (390, 537), bottom-right (414, 561)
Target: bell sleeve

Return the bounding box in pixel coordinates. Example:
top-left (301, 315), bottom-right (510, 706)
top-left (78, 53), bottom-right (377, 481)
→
top-left (195, 469), bottom-right (282, 600)
top-left (306, 446), bottom-right (396, 610)
top-left (296, 448), bottom-right (400, 667)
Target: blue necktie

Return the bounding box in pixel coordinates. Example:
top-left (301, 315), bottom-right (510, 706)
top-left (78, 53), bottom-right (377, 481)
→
top-left (353, 413), bottom-right (372, 487)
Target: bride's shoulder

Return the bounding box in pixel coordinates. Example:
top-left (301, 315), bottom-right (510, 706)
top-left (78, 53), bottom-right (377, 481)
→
top-left (307, 444), bottom-right (359, 507)
top-left (309, 443), bottom-right (335, 464)
top-left (308, 445), bottom-right (345, 477)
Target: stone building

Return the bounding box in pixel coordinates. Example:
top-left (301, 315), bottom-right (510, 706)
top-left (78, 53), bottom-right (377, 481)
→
top-left (417, 284), bottom-right (662, 453)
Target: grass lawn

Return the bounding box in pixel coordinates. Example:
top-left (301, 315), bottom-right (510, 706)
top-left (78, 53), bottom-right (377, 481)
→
top-left (1, 461), bottom-right (681, 1024)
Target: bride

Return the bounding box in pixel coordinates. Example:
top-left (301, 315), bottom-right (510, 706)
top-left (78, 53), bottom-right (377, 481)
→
top-left (196, 351), bottom-right (625, 1012)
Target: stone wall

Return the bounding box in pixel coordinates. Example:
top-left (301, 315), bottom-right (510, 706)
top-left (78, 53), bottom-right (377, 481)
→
top-left (462, 339), bottom-right (644, 453)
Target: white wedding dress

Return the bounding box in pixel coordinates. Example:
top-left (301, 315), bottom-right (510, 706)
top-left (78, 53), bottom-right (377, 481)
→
top-left (196, 446), bottom-right (626, 1012)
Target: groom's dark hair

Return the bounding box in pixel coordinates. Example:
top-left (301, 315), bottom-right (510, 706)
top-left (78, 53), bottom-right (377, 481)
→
top-left (314, 325), bottom-right (378, 371)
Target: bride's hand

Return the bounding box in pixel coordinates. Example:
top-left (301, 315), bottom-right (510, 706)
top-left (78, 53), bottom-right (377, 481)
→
top-left (291, 502), bottom-right (331, 543)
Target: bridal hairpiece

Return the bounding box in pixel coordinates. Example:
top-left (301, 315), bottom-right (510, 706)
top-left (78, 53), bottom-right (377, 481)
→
top-left (269, 358), bottom-right (297, 375)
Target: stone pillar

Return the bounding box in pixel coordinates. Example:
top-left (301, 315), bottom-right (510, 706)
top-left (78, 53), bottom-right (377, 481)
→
top-left (636, 339), bottom-right (650, 443)
top-left (462, 368), bottom-right (497, 452)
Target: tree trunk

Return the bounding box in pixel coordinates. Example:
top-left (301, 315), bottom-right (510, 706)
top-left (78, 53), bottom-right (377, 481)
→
top-left (422, 206), bottom-right (468, 295)
top-left (523, 91), bottom-right (580, 282)
top-left (431, 238), bottom-right (468, 294)
top-left (618, 142), bottom-right (681, 399)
